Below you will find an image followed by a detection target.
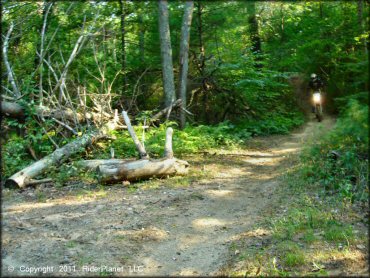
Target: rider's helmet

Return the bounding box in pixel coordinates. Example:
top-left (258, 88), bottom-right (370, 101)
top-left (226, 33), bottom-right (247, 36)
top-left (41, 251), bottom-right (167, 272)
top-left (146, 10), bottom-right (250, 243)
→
top-left (310, 73), bottom-right (317, 79)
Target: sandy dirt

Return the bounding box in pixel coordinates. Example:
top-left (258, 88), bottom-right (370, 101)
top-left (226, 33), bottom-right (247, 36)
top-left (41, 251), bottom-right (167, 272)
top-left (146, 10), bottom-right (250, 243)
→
top-left (2, 117), bottom-right (336, 276)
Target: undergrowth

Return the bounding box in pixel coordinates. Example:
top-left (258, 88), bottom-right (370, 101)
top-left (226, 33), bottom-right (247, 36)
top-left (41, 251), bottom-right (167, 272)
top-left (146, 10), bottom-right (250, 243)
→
top-left (1, 109), bottom-right (304, 183)
top-left (300, 99), bottom-right (368, 202)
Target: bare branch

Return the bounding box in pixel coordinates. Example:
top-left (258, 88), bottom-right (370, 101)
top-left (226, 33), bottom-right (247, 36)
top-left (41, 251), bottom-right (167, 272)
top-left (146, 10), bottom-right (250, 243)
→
top-left (2, 22), bottom-right (21, 98)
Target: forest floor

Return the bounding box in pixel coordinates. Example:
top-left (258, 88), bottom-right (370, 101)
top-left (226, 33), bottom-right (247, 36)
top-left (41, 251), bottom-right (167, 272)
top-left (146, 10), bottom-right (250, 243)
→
top-left (2, 115), bottom-right (368, 276)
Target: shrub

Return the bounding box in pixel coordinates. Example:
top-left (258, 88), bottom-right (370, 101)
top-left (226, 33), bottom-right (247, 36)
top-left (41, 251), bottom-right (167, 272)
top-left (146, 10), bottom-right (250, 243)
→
top-left (300, 99), bottom-right (368, 201)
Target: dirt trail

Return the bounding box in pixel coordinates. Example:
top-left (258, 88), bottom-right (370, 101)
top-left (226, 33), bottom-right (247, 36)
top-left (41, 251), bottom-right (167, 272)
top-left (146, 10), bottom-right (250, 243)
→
top-left (2, 117), bottom-right (335, 277)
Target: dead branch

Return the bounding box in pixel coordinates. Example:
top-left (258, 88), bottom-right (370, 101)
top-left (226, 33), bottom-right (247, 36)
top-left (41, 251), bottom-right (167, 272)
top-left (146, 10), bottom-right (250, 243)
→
top-left (122, 110), bottom-right (148, 159)
top-left (151, 99), bottom-right (182, 122)
top-left (51, 117), bottom-right (78, 136)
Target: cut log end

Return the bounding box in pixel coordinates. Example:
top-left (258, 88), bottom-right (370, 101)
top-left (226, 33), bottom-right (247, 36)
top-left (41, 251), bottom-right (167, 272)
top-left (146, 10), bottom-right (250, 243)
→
top-left (4, 179), bottom-right (20, 189)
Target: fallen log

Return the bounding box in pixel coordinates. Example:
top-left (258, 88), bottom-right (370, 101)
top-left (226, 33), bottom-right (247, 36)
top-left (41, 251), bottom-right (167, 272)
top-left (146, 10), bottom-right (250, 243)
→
top-left (0, 100), bottom-right (111, 124)
top-left (97, 158), bottom-right (189, 183)
top-left (5, 114), bottom-right (120, 188)
top-left (95, 111), bottom-right (189, 183)
top-left (75, 159), bottom-right (134, 171)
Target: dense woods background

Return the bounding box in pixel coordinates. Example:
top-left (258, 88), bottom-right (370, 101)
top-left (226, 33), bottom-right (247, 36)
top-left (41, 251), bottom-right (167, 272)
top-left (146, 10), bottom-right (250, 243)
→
top-left (1, 0), bottom-right (368, 194)
top-left (1, 1), bottom-right (369, 275)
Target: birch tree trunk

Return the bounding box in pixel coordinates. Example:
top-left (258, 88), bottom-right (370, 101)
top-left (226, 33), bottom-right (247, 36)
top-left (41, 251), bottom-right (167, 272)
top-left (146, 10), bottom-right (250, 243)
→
top-left (158, 0), bottom-right (176, 107)
top-left (178, 1), bottom-right (194, 129)
top-left (38, 2), bottom-right (53, 106)
top-left (2, 22), bottom-right (21, 98)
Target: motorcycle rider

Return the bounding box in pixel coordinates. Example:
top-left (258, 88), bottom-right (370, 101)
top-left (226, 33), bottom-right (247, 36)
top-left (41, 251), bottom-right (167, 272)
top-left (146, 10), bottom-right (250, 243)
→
top-left (308, 73), bottom-right (324, 112)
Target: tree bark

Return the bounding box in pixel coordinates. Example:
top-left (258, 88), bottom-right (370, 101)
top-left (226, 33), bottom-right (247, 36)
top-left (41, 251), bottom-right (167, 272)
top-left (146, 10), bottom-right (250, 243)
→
top-left (3, 22), bottom-right (21, 98)
top-left (97, 158), bottom-right (189, 183)
top-left (38, 2), bottom-right (53, 105)
top-left (75, 159), bottom-right (134, 170)
top-left (158, 0), bottom-right (176, 107)
top-left (5, 117), bottom-right (120, 188)
top-left (119, 0), bottom-right (128, 95)
top-left (178, 1), bottom-right (194, 129)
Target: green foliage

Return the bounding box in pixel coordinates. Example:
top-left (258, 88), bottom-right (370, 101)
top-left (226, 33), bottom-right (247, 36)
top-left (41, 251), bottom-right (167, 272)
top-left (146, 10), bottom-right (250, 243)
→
top-left (236, 111), bottom-right (304, 136)
top-left (2, 137), bottom-right (33, 181)
top-left (300, 99), bottom-right (368, 201)
top-left (102, 116), bottom-right (303, 160)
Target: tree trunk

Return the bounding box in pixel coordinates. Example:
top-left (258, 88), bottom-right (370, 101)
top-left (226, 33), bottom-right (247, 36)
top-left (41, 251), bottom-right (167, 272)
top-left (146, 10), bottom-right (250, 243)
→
top-left (5, 117), bottom-right (119, 188)
top-left (196, 1), bottom-right (205, 76)
top-left (158, 0), bottom-right (176, 107)
top-left (247, 1), bottom-right (262, 68)
top-left (3, 22), bottom-right (21, 98)
top-left (357, 0), bottom-right (368, 56)
top-left (196, 1), bottom-right (209, 124)
top-left (119, 0), bottom-right (128, 96)
top-left (37, 2), bottom-right (53, 106)
top-left (178, 1), bottom-right (194, 129)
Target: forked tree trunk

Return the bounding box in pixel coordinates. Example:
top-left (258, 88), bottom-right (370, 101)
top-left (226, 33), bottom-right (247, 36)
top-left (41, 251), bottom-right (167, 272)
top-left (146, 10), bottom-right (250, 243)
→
top-left (158, 0), bottom-right (176, 107)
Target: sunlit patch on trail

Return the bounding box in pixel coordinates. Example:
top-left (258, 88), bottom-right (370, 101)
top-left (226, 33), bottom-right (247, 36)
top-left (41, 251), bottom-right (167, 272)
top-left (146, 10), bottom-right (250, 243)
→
top-left (192, 218), bottom-right (229, 229)
top-left (178, 234), bottom-right (207, 249)
top-left (114, 226), bottom-right (168, 242)
top-left (3, 198), bottom-right (95, 214)
top-left (204, 189), bottom-right (235, 198)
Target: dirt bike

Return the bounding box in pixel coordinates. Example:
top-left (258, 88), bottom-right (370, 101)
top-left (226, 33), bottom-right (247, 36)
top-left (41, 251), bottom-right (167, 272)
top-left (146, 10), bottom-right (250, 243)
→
top-left (312, 89), bottom-right (323, 122)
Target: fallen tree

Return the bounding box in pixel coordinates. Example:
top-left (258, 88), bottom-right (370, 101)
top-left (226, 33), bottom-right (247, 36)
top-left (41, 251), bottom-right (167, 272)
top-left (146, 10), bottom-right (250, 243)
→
top-left (1, 100), bottom-right (106, 123)
top-left (5, 113), bottom-right (120, 188)
top-left (81, 110), bottom-right (189, 184)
